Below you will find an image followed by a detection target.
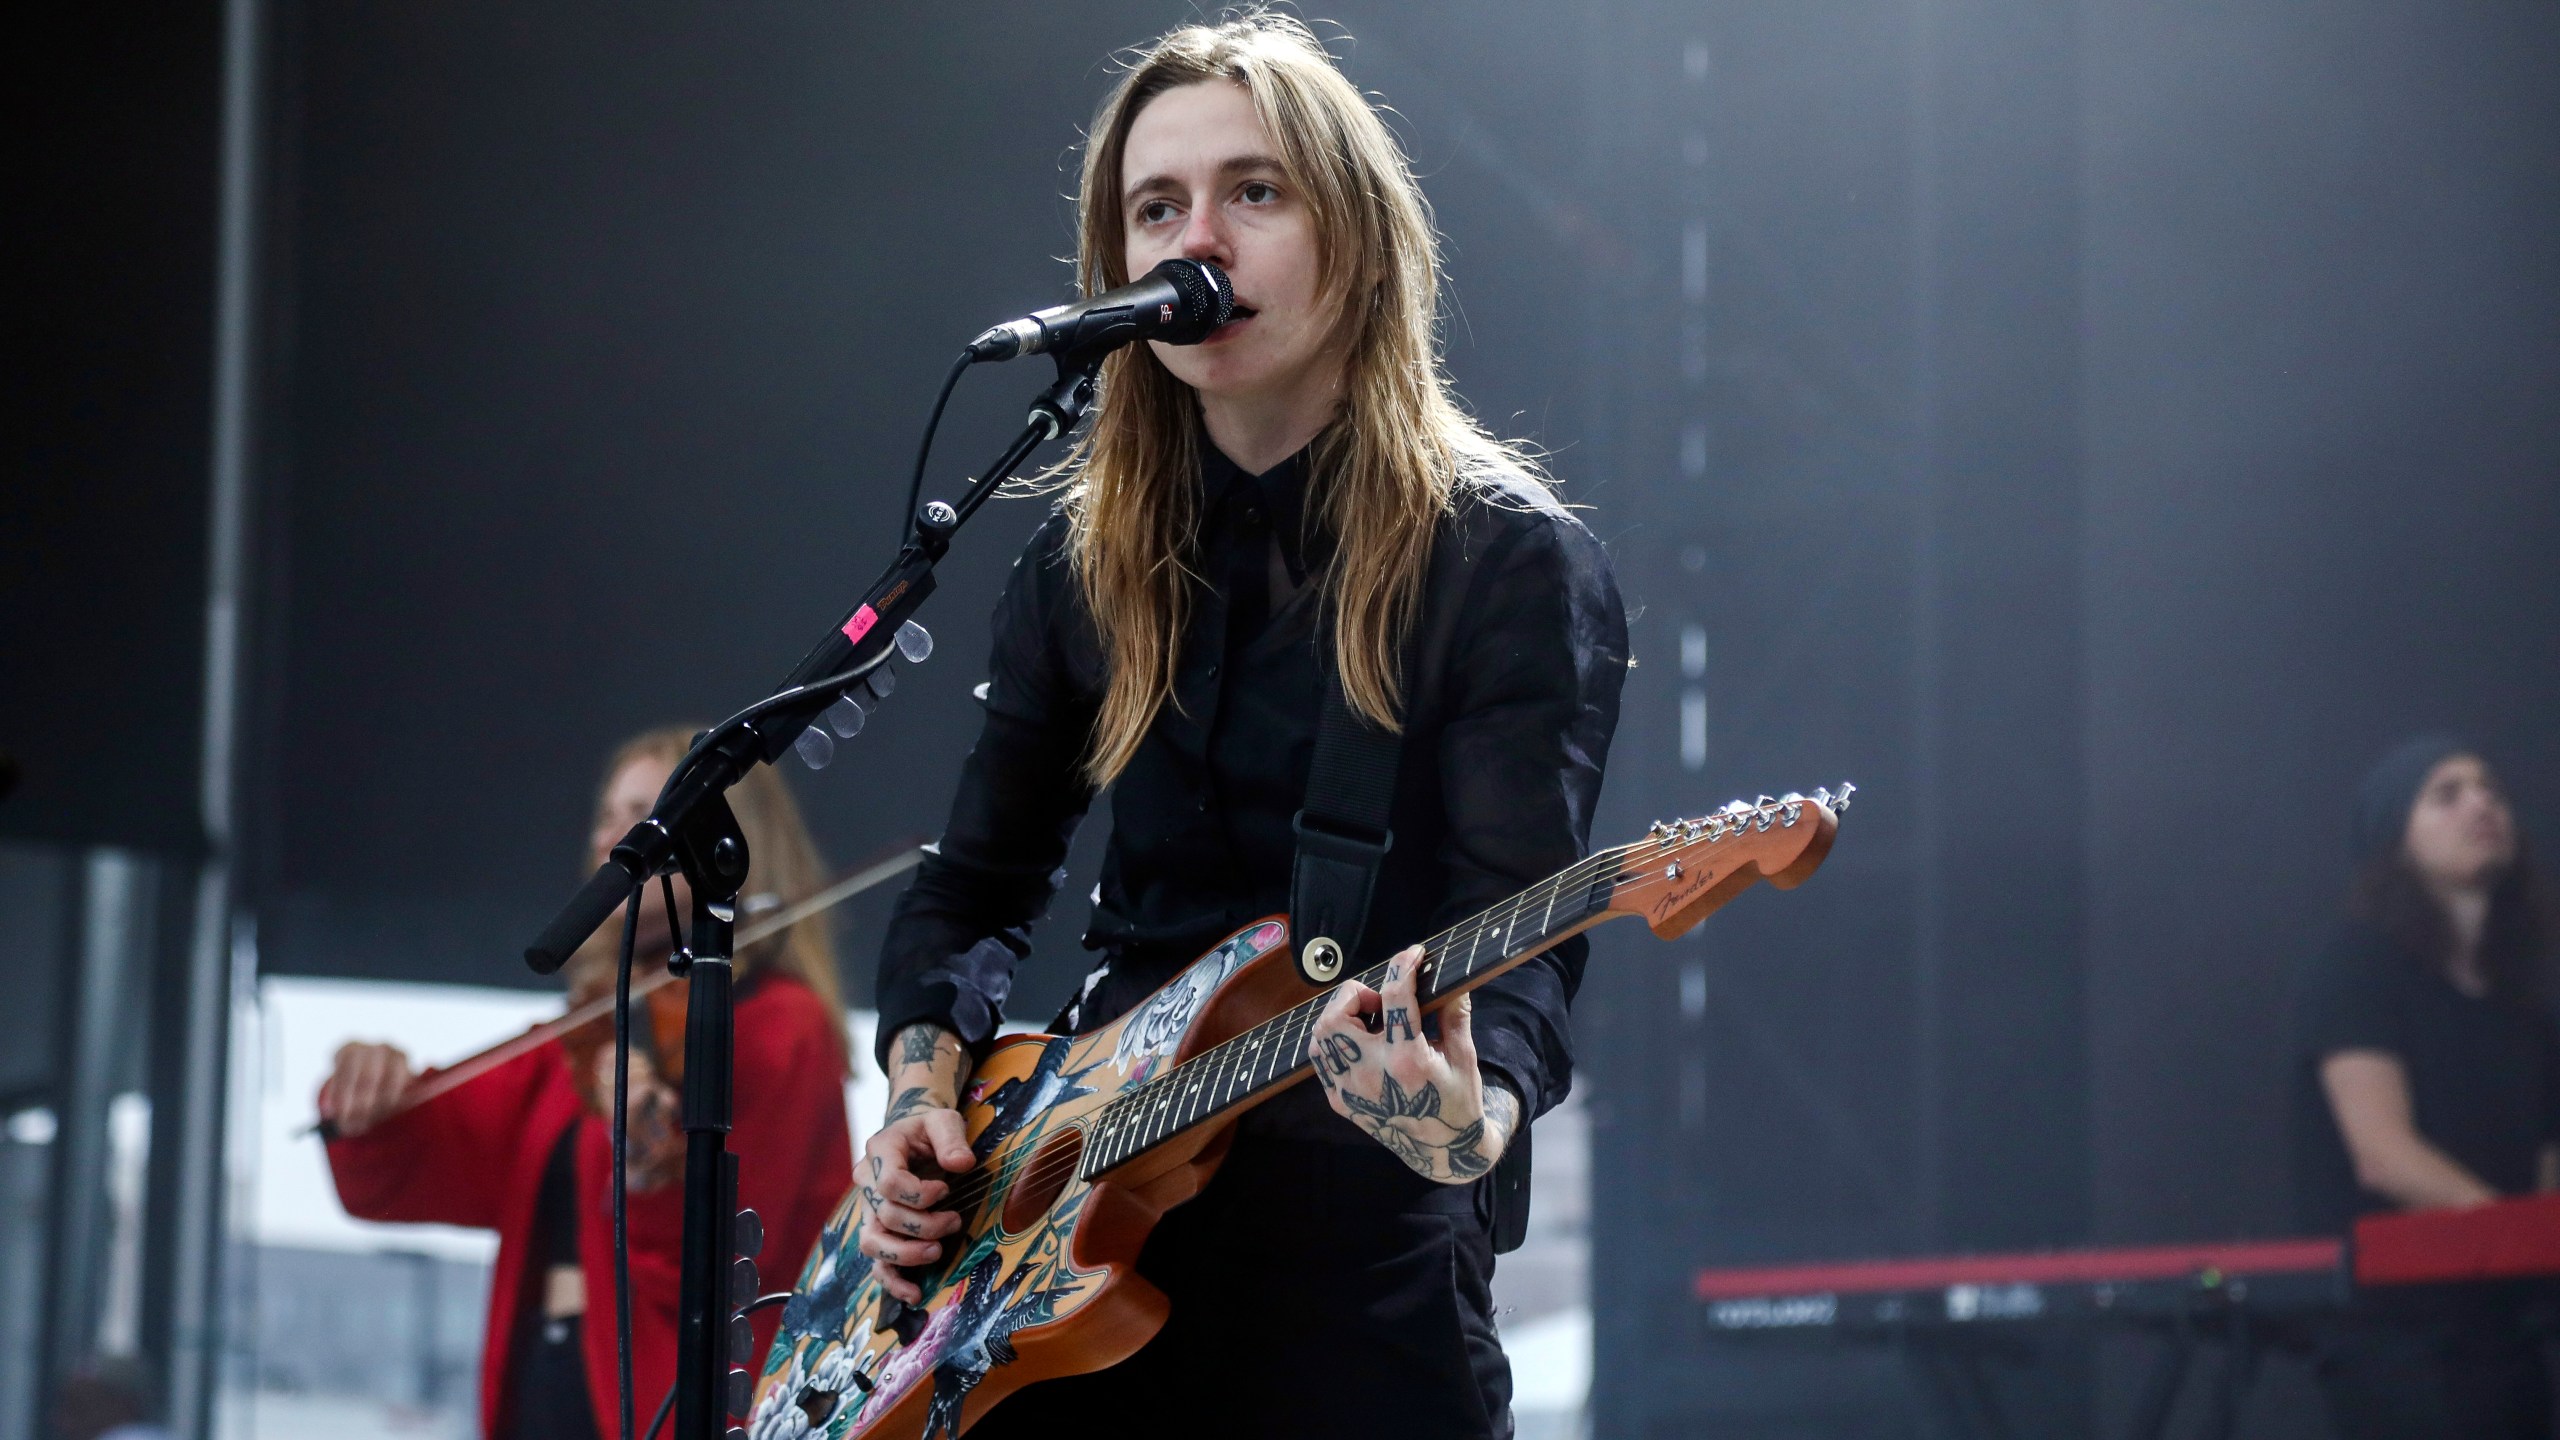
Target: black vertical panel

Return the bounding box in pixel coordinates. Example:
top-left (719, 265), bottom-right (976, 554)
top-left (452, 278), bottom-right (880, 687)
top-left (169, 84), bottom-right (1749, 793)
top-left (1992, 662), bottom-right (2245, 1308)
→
top-left (2078, 8), bottom-right (2560, 1432)
top-left (1589, 1), bottom-right (2088, 1433)
top-left (1917, 0), bottom-right (2086, 1256)
top-left (1588, 1), bottom-right (1935, 1434)
top-left (0, 8), bottom-right (222, 854)
top-left (2082, 0), bottom-right (2560, 1252)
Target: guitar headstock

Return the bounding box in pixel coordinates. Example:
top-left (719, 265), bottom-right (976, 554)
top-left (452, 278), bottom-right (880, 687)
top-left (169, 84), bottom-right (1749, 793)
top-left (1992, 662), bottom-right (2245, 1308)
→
top-left (1606, 783), bottom-right (1853, 938)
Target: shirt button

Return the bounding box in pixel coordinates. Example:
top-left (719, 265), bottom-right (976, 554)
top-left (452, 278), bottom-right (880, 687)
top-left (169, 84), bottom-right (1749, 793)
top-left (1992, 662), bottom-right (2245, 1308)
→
top-left (1205, 664), bottom-right (1220, 680)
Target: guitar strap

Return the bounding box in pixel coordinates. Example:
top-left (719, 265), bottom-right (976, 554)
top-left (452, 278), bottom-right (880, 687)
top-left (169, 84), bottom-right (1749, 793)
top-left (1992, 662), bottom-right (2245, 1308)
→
top-left (1288, 657), bottom-right (1399, 986)
top-left (1289, 623), bottom-right (1534, 1255)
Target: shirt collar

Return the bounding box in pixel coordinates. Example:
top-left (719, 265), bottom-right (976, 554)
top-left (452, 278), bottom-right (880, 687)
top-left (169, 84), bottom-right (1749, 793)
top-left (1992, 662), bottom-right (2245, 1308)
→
top-left (1200, 437), bottom-right (1318, 585)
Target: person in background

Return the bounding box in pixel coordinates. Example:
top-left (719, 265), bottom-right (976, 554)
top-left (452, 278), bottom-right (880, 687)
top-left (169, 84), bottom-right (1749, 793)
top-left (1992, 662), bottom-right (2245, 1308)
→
top-left (2294, 734), bottom-right (2559, 1439)
top-left (317, 727), bottom-right (854, 1440)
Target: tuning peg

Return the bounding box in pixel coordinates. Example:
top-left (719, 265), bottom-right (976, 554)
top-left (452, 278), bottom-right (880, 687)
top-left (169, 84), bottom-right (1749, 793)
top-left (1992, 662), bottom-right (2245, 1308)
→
top-left (865, 666), bottom-right (897, 702)
top-left (896, 619), bottom-right (934, 663)
top-left (825, 694), bottom-right (866, 739)
top-left (734, 1207), bottom-right (764, 1257)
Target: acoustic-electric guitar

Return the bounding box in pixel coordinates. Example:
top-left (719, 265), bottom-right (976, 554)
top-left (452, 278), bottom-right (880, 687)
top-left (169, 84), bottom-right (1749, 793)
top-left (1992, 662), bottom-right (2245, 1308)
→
top-left (749, 784), bottom-right (1852, 1439)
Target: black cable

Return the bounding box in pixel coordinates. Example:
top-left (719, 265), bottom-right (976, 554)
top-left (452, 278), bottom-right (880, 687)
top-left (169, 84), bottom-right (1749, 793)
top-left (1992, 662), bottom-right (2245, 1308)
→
top-left (904, 350), bottom-right (975, 542)
top-left (612, 882), bottom-right (642, 1440)
top-left (658, 872), bottom-right (686, 959)
top-left (644, 1382), bottom-right (677, 1440)
top-left (652, 659), bottom-right (880, 811)
top-left (650, 349), bottom-right (1004, 812)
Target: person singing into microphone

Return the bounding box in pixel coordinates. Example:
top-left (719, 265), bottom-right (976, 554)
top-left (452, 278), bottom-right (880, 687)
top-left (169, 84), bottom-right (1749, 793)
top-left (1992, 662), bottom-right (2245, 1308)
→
top-left (857, 12), bottom-right (1627, 1437)
top-left (319, 726), bottom-right (854, 1440)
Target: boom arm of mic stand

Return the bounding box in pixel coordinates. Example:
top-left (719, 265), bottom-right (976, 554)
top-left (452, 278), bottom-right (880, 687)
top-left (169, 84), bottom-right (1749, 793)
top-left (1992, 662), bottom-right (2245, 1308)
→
top-left (522, 350), bottom-right (1101, 976)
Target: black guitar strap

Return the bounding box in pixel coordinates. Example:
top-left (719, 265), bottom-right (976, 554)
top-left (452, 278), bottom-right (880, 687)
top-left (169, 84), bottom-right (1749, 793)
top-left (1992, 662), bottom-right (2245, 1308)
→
top-left (1289, 626), bottom-right (1534, 1254)
top-left (1288, 658), bottom-right (1400, 986)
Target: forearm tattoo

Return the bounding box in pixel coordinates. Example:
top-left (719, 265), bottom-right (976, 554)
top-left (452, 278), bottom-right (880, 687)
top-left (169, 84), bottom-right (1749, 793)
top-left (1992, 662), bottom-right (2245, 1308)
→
top-left (899, 1024), bottom-right (945, 1066)
top-left (882, 1085), bottom-right (936, 1126)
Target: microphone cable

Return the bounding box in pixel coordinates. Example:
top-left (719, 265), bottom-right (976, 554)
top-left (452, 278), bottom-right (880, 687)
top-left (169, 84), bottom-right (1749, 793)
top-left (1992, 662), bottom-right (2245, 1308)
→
top-left (610, 877), bottom-right (644, 1440)
top-left (905, 350), bottom-right (977, 544)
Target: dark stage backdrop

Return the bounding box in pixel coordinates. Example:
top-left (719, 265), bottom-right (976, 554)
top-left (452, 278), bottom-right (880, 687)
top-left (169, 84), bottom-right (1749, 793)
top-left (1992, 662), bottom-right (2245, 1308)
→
top-left (3, 9), bottom-right (222, 855)
top-left (232, 2), bottom-right (2560, 1437)
top-left (1577, 1), bottom-right (2560, 1436)
top-left (254, 2), bottom-right (1605, 1013)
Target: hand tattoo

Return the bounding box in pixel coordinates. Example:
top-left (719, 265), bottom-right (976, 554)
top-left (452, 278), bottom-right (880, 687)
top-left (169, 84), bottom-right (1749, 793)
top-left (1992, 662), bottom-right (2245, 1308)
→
top-left (1334, 1074), bottom-right (1518, 1183)
top-left (1315, 1032), bottom-right (1363, 1080)
top-left (1382, 1006), bottom-right (1416, 1043)
top-left (1339, 1073), bottom-right (1442, 1125)
top-left (883, 1086), bottom-right (936, 1125)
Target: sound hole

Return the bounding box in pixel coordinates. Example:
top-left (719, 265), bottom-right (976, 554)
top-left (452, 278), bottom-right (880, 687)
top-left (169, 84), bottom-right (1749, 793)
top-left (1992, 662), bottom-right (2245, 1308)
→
top-left (1000, 1129), bottom-right (1083, 1235)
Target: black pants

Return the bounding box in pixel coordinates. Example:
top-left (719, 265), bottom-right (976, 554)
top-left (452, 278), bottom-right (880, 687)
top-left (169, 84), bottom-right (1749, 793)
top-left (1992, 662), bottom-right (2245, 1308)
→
top-left (503, 1311), bottom-right (602, 1440)
top-left (2313, 1288), bottom-right (2551, 1440)
top-left (968, 1138), bottom-right (1514, 1440)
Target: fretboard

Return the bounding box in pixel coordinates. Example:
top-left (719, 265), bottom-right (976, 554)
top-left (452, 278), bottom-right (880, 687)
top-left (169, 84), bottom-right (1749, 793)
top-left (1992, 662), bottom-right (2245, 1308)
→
top-left (1077, 847), bottom-right (1628, 1179)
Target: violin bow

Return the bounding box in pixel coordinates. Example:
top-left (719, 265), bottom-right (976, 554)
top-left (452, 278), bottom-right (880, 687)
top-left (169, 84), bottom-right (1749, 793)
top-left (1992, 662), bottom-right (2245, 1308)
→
top-left (303, 837), bottom-right (928, 1138)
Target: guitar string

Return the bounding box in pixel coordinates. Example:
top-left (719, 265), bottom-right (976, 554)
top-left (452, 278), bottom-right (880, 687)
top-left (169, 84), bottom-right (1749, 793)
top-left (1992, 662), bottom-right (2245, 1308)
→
top-left (896, 848), bottom-right (1753, 1232)
top-left (901, 809), bottom-right (1808, 1223)
top-left (913, 802), bottom-right (1816, 1221)
top-left (910, 808), bottom-right (1798, 1223)
top-left (918, 834), bottom-right (1655, 1215)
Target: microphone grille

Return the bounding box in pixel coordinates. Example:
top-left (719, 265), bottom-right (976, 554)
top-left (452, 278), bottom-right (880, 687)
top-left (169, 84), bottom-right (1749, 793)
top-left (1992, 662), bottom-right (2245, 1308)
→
top-left (1159, 259), bottom-right (1235, 328)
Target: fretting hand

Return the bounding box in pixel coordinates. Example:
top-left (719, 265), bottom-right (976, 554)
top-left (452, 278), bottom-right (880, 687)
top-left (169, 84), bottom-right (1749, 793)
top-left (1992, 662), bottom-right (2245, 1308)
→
top-left (853, 1023), bottom-right (977, 1303)
top-left (1307, 944), bottom-right (1519, 1184)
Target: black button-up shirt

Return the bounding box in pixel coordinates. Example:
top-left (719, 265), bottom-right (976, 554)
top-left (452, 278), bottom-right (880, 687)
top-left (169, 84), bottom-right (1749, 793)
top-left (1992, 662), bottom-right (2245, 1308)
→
top-left (875, 440), bottom-right (1628, 1139)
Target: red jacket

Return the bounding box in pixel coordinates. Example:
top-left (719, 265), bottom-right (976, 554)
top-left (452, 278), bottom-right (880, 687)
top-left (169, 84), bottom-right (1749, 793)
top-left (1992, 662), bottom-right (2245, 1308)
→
top-left (325, 976), bottom-right (852, 1439)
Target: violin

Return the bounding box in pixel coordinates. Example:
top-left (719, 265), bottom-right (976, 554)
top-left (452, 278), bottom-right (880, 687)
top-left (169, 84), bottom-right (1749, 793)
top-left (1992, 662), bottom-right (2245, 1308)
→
top-left (306, 840), bottom-right (923, 1137)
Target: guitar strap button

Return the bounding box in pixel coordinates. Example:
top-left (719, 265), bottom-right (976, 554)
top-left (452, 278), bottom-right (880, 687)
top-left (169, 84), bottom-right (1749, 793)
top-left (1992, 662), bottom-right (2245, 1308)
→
top-left (1299, 936), bottom-right (1345, 984)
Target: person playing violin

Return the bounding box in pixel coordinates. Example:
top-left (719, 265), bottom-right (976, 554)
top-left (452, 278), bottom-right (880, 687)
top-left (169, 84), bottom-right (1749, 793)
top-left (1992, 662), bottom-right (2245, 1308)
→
top-left (859, 14), bottom-right (1628, 1437)
top-left (318, 726), bottom-right (854, 1440)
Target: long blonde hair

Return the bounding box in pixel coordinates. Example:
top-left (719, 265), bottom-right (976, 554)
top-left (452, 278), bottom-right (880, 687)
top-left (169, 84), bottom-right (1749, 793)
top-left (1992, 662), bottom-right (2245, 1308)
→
top-left (1060, 10), bottom-right (1547, 786)
top-left (571, 726), bottom-right (847, 1060)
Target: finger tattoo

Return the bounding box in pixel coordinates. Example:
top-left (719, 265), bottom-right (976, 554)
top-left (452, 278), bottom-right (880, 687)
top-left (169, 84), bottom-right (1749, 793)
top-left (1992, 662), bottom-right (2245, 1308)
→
top-left (1316, 1032), bottom-right (1364, 1078)
top-left (1382, 1006), bottom-right (1416, 1043)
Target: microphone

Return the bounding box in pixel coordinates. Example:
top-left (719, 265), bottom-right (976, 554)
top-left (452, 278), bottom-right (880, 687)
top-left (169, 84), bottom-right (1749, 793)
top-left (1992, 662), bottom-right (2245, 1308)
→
top-left (967, 258), bottom-right (1235, 363)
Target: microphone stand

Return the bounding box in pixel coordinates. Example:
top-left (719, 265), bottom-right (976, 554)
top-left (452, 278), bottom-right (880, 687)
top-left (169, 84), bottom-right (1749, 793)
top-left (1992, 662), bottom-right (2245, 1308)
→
top-left (524, 348), bottom-right (1104, 1440)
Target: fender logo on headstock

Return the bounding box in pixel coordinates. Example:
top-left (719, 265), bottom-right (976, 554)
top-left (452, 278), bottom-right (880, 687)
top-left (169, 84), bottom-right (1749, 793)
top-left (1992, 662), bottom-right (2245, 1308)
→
top-left (1626, 785), bottom-right (1853, 938)
top-left (1645, 854), bottom-right (1734, 926)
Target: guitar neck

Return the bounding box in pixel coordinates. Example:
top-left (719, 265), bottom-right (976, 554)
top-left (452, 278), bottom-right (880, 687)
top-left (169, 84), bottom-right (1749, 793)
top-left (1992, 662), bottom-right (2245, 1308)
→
top-left (1077, 847), bottom-right (1629, 1179)
top-left (1076, 786), bottom-right (1849, 1181)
